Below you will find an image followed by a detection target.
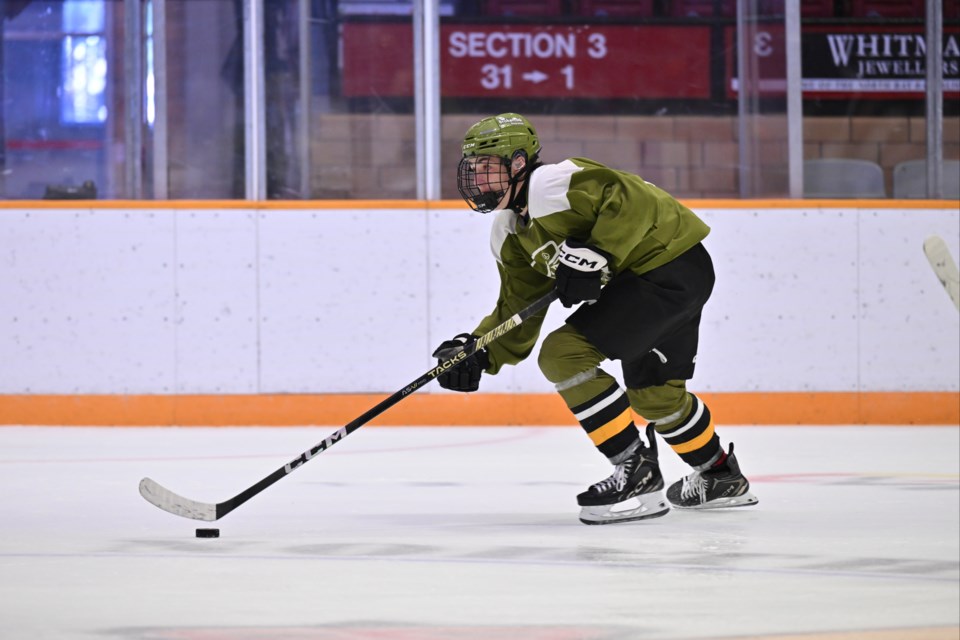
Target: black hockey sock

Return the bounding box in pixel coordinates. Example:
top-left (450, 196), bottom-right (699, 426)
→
top-left (656, 394), bottom-right (722, 468)
top-left (570, 384), bottom-right (640, 461)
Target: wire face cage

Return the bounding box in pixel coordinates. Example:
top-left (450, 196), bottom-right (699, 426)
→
top-left (457, 155), bottom-right (512, 213)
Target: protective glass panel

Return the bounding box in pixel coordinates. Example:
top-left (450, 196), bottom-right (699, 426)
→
top-left (801, 0), bottom-right (959, 199)
top-left (439, 2), bottom-right (734, 201)
top-left (435, 1), bottom-right (958, 202)
top-left (3, 0), bottom-right (954, 201)
top-left (160, 0), bottom-right (245, 198)
top-left (250, 0), bottom-right (301, 199)
top-left (734, 0), bottom-right (791, 197)
top-left (293, 0), bottom-right (417, 199)
top-left (0, 0), bottom-right (246, 200)
top-left (2, 0), bottom-right (113, 199)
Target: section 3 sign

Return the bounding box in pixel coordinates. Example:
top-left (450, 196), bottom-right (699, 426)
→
top-left (341, 23), bottom-right (712, 99)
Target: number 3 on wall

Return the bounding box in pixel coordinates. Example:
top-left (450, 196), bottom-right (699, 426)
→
top-left (587, 33), bottom-right (607, 59)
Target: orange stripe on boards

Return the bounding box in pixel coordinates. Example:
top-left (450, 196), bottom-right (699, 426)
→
top-left (0, 199), bottom-right (434, 210)
top-left (680, 198), bottom-right (956, 210)
top-left (705, 392), bottom-right (960, 425)
top-left (0, 199), bottom-right (956, 211)
top-left (0, 392), bottom-right (957, 427)
top-left (0, 394), bottom-right (571, 427)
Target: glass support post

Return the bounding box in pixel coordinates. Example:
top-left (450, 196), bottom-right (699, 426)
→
top-left (152, 0), bottom-right (169, 199)
top-left (414, 0), bottom-right (441, 200)
top-left (785, 0), bottom-right (803, 198)
top-left (298, 0), bottom-right (312, 198)
top-left (124, 0), bottom-right (144, 198)
top-left (244, 0), bottom-right (266, 200)
top-left (925, 0), bottom-right (944, 198)
top-left (736, 0), bottom-right (759, 197)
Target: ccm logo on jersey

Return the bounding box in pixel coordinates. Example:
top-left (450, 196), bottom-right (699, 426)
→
top-left (558, 241), bottom-right (609, 272)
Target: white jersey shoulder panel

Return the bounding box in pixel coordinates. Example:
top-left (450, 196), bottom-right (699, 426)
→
top-left (489, 208), bottom-right (518, 264)
top-left (528, 159), bottom-right (582, 220)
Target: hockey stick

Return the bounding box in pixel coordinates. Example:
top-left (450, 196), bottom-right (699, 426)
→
top-left (139, 290), bottom-right (559, 522)
top-left (923, 235), bottom-right (960, 312)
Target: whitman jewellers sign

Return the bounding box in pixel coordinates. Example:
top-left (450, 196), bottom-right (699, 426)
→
top-left (725, 24), bottom-right (960, 98)
top-left (802, 26), bottom-right (960, 96)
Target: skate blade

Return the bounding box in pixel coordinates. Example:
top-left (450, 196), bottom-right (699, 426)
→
top-left (673, 491), bottom-right (759, 510)
top-left (578, 492), bottom-right (670, 525)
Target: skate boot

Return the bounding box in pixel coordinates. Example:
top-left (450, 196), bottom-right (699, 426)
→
top-left (577, 425), bottom-right (670, 525)
top-left (667, 443), bottom-right (758, 509)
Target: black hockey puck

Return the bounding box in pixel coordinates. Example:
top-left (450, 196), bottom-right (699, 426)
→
top-left (195, 528), bottom-right (220, 538)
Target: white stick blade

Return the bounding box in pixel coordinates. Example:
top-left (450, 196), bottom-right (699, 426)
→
top-left (923, 235), bottom-right (960, 312)
top-left (139, 477), bottom-right (217, 521)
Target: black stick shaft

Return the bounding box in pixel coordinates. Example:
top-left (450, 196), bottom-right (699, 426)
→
top-left (212, 290), bottom-right (558, 519)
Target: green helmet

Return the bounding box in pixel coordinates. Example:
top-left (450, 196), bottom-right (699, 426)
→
top-left (458, 113), bottom-right (541, 213)
top-left (461, 113), bottom-right (541, 162)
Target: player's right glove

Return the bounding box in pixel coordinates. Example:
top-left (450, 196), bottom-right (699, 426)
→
top-left (555, 239), bottom-right (610, 308)
top-left (431, 333), bottom-right (490, 393)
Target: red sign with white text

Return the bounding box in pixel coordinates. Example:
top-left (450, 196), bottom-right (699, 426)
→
top-left (341, 23), bottom-right (712, 99)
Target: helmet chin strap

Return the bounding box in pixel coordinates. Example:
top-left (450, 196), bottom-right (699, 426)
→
top-left (504, 180), bottom-right (522, 212)
top-left (504, 155), bottom-right (537, 213)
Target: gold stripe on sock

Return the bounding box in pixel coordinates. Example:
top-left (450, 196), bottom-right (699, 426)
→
top-left (587, 408), bottom-right (634, 446)
top-left (670, 419), bottom-right (716, 454)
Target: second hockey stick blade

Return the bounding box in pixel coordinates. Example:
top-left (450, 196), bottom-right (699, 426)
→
top-left (923, 235), bottom-right (960, 312)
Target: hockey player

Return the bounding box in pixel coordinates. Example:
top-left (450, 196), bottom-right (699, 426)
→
top-left (432, 113), bottom-right (758, 525)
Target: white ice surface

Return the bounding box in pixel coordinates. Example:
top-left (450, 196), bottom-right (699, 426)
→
top-left (0, 425), bottom-right (957, 640)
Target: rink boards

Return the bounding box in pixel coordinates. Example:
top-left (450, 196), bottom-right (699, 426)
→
top-left (0, 199), bottom-right (957, 425)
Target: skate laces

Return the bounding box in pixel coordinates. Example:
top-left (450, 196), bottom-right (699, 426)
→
top-left (592, 460), bottom-right (632, 493)
top-left (680, 470), bottom-right (708, 502)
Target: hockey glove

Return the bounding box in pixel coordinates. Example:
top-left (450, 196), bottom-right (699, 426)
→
top-left (431, 333), bottom-right (490, 393)
top-left (555, 239), bottom-right (610, 308)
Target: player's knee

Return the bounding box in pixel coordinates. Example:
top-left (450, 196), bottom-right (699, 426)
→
top-left (538, 330), bottom-right (569, 383)
top-left (627, 381), bottom-right (689, 423)
top-left (538, 326), bottom-right (600, 384)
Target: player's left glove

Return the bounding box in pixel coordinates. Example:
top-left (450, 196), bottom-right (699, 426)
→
top-left (555, 239), bottom-right (611, 308)
top-left (431, 333), bottom-right (490, 392)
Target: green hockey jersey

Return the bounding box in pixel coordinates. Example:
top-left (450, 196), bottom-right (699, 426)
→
top-left (474, 157), bottom-right (710, 374)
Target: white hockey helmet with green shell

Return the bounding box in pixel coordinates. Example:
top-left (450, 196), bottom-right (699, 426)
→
top-left (457, 113), bottom-right (541, 213)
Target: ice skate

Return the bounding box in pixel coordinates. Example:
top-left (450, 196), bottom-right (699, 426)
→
top-left (667, 443), bottom-right (758, 509)
top-left (577, 425), bottom-right (670, 525)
